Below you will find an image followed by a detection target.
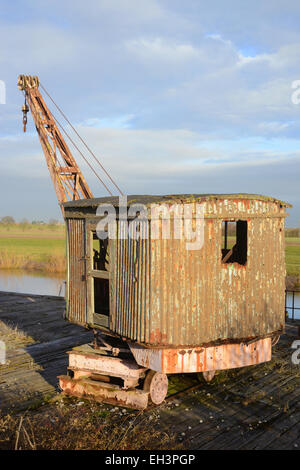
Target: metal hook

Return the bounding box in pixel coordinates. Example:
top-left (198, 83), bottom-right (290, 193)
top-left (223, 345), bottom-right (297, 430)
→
top-left (22, 97), bottom-right (29, 132)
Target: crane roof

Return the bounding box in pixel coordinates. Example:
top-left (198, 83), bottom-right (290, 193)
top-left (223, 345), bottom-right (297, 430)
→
top-left (62, 193), bottom-right (292, 208)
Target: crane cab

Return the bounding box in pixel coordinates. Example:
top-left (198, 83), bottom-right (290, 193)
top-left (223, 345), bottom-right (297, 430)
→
top-left (62, 193), bottom-right (290, 379)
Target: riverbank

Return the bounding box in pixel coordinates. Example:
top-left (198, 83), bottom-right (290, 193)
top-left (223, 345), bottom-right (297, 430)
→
top-left (0, 250), bottom-right (66, 273)
top-left (283, 238), bottom-right (300, 288)
top-left (0, 225), bottom-right (66, 273)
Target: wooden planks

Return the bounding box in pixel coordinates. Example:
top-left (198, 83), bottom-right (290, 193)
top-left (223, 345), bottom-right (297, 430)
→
top-left (0, 291), bottom-right (92, 411)
top-left (1, 291), bottom-right (300, 449)
top-left (156, 321), bottom-right (300, 450)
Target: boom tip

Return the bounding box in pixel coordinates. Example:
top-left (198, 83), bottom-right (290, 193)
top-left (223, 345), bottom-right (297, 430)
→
top-left (17, 75), bottom-right (39, 90)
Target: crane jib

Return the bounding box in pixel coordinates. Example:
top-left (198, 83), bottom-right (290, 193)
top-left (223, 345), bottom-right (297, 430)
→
top-left (17, 74), bottom-right (97, 215)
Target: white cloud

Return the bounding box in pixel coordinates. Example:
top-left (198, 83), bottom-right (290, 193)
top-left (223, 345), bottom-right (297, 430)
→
top-left (81, 114), bottom-right (135, 129)
top-left (1, 0), bottom-right (300, 223)
top-left (126, 37), bottom-right (200, 63)
top-left (258, 121), bottom-right (294, 133)
top-left (0, 124), bottom-right (298, 224)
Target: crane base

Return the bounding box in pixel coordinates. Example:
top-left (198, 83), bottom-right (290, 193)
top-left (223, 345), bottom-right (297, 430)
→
top-left (58, 375), bottom-right (149, 409)
top-left (58, 343), bottom-right (149, 409)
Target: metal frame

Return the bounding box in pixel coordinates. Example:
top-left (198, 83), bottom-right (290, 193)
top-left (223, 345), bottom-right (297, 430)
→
top-left (17, 75), bottom-right (93, 215)
top-left (285, 289), bottom-right (300, 320)
top-left (129, 337), bottom-right (272, 373)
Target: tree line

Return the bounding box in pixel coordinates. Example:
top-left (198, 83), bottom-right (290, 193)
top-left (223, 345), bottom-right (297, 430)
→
top-left (0, 216), bottom-right (62, 225)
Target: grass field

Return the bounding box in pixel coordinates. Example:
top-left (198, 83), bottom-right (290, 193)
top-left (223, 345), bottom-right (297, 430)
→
top-left (0, 224), bottom-right (299, 281)
top-left (0, 223), bottom-right (65, 237)
top-left (0, 224), bottom-right (66, 273)
top-left (285, 245), bottom-right (300, 277)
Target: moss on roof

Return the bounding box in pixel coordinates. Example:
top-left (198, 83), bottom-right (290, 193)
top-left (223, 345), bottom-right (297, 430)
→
top-left (62, 193), bottom-right (292, 208)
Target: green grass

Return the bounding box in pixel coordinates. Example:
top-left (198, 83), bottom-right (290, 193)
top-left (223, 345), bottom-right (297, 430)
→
top-left (0, 223), bottom-right (65, 238)
top-left (285, 237), bottom-right (300, 245)
top-left (0, 226), bottom-right (66, 272)
top-left (286, 245), bottom-right (300, 276)
top-left (0, 237), bottom-right (65, 262)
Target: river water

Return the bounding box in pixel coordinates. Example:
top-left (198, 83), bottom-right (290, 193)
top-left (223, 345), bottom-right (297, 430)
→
top-left (0, 269), bottom-right (299, 318)
top-left (286, 291), bottom-right (300, 320)
top-left (0, 269), bottom-right (65, 297)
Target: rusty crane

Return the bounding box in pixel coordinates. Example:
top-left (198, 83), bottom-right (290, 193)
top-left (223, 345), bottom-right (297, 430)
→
top-left (18, 75), bottom-right (291, 409)
top-left (18, 74), bottom-right (122, 215)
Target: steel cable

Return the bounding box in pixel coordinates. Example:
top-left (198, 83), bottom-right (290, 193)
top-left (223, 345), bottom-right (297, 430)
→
top-left (40, 83), bottom-right (123, 196)
top-left (51, 112), bottom-right (114, 196)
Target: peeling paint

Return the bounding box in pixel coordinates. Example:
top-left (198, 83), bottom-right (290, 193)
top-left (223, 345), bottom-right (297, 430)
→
top-left (65, 194), bottom-right (288, 349)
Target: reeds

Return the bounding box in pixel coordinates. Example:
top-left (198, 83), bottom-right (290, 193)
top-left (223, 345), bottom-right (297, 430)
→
top-left (0, 250), bottom-right (66, 273)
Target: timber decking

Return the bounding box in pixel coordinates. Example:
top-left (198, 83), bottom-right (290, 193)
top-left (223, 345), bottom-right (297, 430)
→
top-left (159, 321), bottom-right (300, 450)
top-left (0, 291), bottom-right (300, 449)
top-left (0, 291), bottom-right (92, 412)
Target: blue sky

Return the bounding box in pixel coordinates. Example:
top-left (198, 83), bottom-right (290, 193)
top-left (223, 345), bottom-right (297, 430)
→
top-left (0, 0), bottom-right (299, 225)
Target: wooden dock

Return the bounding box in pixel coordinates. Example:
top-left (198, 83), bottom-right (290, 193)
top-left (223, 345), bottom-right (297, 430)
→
top-left (0, 291), bottom-right (92, 411)
top-left (1, 291), bottom-right (300, 449)
top-left (159, 320), bottom-right (300, 450)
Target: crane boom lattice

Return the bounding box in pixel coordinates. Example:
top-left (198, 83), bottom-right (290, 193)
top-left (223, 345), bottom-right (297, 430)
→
top-left (18, 74), bottom-right (94, 214)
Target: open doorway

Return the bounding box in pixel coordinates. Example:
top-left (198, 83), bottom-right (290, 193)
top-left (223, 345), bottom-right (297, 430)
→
top-left (90, 231), bottom-right (110, 326)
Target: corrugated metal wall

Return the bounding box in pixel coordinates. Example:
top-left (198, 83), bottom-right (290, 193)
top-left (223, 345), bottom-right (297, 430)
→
top-left (66, 218), bottom-right (87, 326)
top-left (109, 198), bottom-right (286, 346)
top-left (110, 221), bottom-right (151, 343)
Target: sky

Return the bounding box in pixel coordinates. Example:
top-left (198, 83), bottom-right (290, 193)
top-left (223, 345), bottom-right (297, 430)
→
top-left (0, 0), bottom-right (299, 225)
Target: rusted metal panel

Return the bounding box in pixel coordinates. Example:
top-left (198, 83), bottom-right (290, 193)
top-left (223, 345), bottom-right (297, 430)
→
top-left (59, 375), bottom-right (149, 409)
top-left (129, 337), bottom-right (272, 373)
top-left (67, 346), bottom-right (146, 380)
top-left (64, 195), bottom-right (288, 348)
top-left (108, 197), bottom-right (287, 347)
top-left (66, 218), bottom-right (87, 326)
top-left (110, 221), bottom-right (151, 343)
